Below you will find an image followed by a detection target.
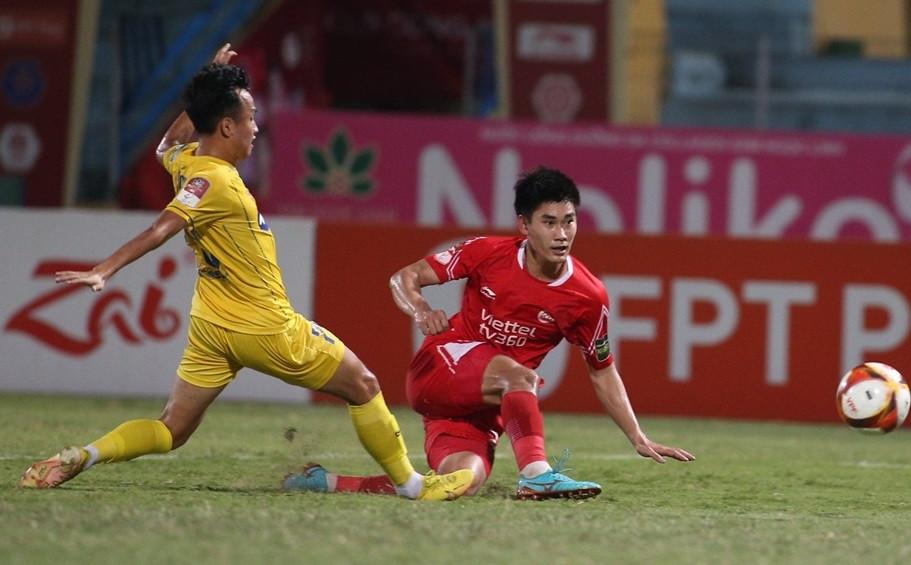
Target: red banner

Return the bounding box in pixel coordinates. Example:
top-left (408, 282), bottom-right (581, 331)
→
top-left (0, 1), bottom-right (78, 206)
top-left (503, 0), bottom-right (610, 122)
top-left (268, 109), bottom-right (911, 243)
top-left (312, 223), bottom-right (911, 423)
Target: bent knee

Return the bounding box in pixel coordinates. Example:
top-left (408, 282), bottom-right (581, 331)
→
top-left (331, 367), bottom-right (381, 405)
top-left (485, 356), bottom-right (540, 395)
top-left (465, 475), bottom-right (486, 496)
top-left (346, 369), bottom-right (381, 404)
top-left (437, 452), bottom-right (489, 496)
top-left (503, 366), bottom-right (539, 393)
top-left (358, 370), bottom-right (381, 398)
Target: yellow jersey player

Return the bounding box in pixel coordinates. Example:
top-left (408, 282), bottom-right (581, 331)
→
top-left (19, 44), bottom-right (472, 501)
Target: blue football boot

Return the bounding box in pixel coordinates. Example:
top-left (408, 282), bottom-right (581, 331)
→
top-left (515, 450), bottom-right (601, 500)
top-left (282, 463), bottom-right (329, 492)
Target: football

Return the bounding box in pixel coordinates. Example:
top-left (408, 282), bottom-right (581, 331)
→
top-left (836, 362), bottom-right (911, 434)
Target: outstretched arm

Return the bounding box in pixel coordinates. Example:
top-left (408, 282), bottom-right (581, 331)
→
top-left (155, 43), bottom-right (238, 163)
top-left (589, 363), bottom-right (695, 463)
top-left (389, 259), bottom-right (449, 335)
top-left (55, 210), bottom-right (187, 292)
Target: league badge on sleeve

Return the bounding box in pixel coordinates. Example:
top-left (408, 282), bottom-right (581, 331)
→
top-left (591, 305), bottom-right (611, 361)
top-left (176, 177), bottom-right (210, 208)
top-left (595, 334), bottom-right (611, 362)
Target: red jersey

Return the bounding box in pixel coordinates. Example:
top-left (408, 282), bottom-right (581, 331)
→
top-left (423, 236), bottom-right (613, 370)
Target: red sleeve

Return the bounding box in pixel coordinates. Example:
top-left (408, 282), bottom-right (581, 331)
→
top-left (424, 236), bottom-right (491, 282)
top-left (565, 284), bottom-right (614, 369)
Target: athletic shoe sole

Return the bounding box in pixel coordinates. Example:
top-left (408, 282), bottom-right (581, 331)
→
top-left (516, 486), bottom-right (602, 500)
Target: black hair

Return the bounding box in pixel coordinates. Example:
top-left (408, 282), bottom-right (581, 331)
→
top-left (183, 63), bottom-right (251, 134)
top-left (513, 166), bottom-right (581, 218)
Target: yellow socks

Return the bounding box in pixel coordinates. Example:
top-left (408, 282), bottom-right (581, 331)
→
top-left (85, 419), bottom-right (173, 466)
top-left (347, 392), bottom-right (415, 486)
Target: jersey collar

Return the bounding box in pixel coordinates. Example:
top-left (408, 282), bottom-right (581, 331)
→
top-left (517, 239), bottom-right (574, 287)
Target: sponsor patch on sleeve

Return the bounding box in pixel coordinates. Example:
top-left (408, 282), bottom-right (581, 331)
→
top-left (176, 177), bottom-right (210, 208)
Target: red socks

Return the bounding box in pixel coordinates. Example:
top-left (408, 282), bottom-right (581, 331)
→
top-left (335, 475), bottom-right (397, 495)
top-left (501, 390), bottom-right (546, 470)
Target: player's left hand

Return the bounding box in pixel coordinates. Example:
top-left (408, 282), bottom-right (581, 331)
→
top-left (634, 439), bottom-right (695, 464)
top-left (55, 270), bottom-right (106, 292)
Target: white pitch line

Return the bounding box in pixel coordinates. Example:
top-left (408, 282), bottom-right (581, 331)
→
top-left (842, 460), bottom-right (911, 470)
top-left (570, 453), bottom-right (640, 461)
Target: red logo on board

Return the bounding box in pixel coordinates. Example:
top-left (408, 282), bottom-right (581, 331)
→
top-left (4, 257), bottom-right (183, 355)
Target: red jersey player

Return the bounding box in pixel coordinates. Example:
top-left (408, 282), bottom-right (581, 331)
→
top-left (284, 166), bottom-right (695, 499)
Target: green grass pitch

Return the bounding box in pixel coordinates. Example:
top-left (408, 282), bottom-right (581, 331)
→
top-left (2, 393), bottom-right (910, 564)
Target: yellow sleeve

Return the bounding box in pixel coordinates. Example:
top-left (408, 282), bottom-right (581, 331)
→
top-left (165, 174), bottom-right (227, 230)
top-left (160, 143), bottom-right (193, 176)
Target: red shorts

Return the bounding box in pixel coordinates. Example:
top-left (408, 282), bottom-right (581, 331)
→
top-left (406, 340), bottom-right (505, 475)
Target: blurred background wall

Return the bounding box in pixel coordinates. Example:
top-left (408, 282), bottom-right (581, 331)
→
top-left (5, 0), bottom-right (911, 418)
top-left (5, 0), bottom-right (911, 211)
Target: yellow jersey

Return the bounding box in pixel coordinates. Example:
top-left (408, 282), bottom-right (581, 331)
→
top-left (162, 142), bottom-right (295, 334)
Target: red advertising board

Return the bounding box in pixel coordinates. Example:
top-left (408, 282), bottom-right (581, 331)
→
top-left (268, 109), bottom-right (911, 243)
top-left (3, 208), bottom-right (910, 422)
top-left (0, 1), bottom-right (77, 206)
top-left (312, 223), bottom-right (911, 423)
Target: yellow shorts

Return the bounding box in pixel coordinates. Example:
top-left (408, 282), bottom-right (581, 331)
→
top-left (177, 314), bottom-right (346, 390)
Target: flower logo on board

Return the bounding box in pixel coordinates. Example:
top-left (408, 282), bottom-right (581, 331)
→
top-left (300, 128), bottom-right (377, 197)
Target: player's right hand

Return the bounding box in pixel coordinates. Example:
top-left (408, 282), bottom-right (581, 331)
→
top-left (414, 309), bottom-right (449, 335)
top-left (55, 270), bottom-right (106, 292)
top-left (212, 43), bottom-right (237, 65)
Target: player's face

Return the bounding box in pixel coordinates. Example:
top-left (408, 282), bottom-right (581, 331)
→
top-left (231, 89), bottom-right (258, 159)
top-left (519, 200), bottom-right (577, 273)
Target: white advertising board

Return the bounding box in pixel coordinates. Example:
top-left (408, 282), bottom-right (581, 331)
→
top-left (0, 209), bottom-right (317, 403)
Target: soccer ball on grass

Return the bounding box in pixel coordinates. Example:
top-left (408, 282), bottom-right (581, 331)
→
top-left (836, 362), bottom-right (910, 434)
